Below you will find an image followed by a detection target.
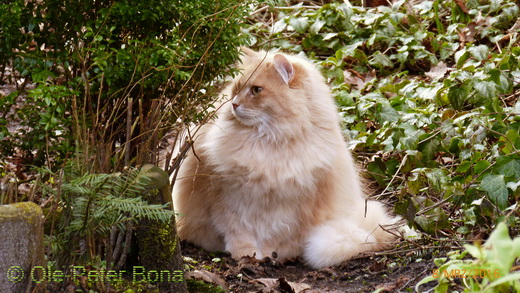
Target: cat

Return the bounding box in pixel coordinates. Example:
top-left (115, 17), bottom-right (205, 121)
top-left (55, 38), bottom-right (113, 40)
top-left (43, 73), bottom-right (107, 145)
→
top-left (172, 47), bottom-right (400, 268)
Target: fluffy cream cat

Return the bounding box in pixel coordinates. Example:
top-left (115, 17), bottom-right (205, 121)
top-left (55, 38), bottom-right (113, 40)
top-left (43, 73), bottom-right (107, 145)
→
top-left (173, 48), bottom-right (399, 268)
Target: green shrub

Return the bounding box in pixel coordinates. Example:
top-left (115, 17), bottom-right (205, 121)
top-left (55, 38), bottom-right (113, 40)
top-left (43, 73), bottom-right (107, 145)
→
top-left (1, 0), bottom-right (253, 171)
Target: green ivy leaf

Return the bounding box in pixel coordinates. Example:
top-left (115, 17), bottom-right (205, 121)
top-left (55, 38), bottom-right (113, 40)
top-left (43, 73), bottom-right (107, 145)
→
top-left (497, 159), bottom-right (520, 178)
top-left (375, 101), bottom-right (399, 123)
top-left (468, 44), bottom-right (489, 61)
top-left (455, 48), bottom-right (469, 67)
top-left (395, 199), bottom-right (417, 224)
top-left (425, 168), bottom-right (448, 193)
top-left (289, 17), bottom-right (309, 33)
top-left (480, 222), bottom-right (520, 276)
top-left (310, 17), bottom-right (326, 34)
top-left (500, 129), bottom-right (520, 154)
top-left (272, 19), bottom-right (287, 33)
top-left (419, 137), bottom-right (440, 161)
top-left (456, 161), bottom-right (472, 173)
top-left (473, 80), bottom-right (497, 101)
top-left (474, 159), bottom-right (491, 175)
top-left (480, 174), bottom-right (509, 210)
top-left (367, 158), bottom-right (388, 186)
top-left (370, 51), bottom-right (394, 68)
top-left (448, 85), bottom-right (468, 110)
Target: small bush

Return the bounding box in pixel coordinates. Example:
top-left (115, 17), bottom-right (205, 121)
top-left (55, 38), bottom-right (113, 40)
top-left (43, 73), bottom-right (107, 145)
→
top-left (1, 0), bottom-right (253, 172)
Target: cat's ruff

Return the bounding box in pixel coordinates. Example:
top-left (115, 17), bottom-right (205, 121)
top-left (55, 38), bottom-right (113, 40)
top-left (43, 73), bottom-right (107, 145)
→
top-left (173, 48), bottom-right (399, 268)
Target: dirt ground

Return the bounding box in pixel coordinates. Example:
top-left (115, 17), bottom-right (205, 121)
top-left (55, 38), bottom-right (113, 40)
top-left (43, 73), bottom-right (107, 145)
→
top-left (181, 240), bottom-right (439, 293)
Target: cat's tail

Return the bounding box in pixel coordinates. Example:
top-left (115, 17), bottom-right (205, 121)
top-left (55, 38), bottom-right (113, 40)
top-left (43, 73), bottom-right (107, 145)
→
top-left (303, 200), bottom-right (400, 269)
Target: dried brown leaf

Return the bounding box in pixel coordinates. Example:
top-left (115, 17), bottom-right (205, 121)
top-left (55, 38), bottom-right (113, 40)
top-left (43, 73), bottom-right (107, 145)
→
top-left (454, 0), bottom-right (469, 14)
top-left (186, 269), bottom-right (228, 290)
top-left (343, 69), bottom-right (375, 90)
top-left (425, 62), bottom-right (450, 80)
top-left (254, 277), bottom-right (311, 293)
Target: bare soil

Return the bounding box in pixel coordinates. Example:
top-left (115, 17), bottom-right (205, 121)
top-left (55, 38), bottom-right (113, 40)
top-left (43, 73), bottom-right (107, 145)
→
top-left (181, 241), bottom-right (438, 293)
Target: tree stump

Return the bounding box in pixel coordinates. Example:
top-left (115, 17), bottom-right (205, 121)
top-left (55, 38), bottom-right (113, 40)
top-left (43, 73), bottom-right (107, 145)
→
top-left (0, 202), bottom-right (44, 293)
top-left (134, 164), bottom-right (187, 293)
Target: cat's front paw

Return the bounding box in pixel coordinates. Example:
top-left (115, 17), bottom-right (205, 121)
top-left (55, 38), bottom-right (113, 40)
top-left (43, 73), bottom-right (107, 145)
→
top-left (229, 244), bottom-right (262, 260)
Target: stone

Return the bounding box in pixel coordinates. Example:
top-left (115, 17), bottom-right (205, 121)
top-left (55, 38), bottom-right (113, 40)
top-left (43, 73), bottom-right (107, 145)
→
top-left (0, 202), bottom-right (44, 293)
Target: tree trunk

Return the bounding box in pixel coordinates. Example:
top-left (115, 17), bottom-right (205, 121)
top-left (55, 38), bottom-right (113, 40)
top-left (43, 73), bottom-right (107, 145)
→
top-left (134, 164), bottom-right (187, 293)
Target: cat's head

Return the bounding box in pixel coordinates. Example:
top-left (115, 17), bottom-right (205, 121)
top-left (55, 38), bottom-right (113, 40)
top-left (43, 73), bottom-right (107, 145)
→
top-left (227, 48), bottom-right (310, 140)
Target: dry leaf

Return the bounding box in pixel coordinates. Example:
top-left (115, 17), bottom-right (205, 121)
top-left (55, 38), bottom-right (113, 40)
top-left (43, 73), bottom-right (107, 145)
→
top-left (425, 62), bottom-right (450, 80)
top-left (186, 269), bottom-right (227, 290)
top-left (454, 0), bottom-right (469, 14)
top-left (343, 69), bottom-right (375, 90)
top-left (254, 277), bottom-right (311, 293)
top-left (343, 70), bottom-right (365, 89)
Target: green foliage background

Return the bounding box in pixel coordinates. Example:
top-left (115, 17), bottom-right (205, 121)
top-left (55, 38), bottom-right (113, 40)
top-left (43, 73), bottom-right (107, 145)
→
top-left (1, 0), bottom-right (252, 171)
top-left (249, 0), bottom-right (520, 235)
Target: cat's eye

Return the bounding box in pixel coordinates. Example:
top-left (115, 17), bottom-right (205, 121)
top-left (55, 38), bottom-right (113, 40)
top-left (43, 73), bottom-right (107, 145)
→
top-left (251, 86), bottom-right (263, 95)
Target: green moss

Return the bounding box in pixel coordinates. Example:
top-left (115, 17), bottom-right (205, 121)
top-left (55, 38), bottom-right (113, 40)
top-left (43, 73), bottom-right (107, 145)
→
top-left (139, 222), bottom-right (179, 259)
top-left (13, 202), bottom-right (42, 216)
top-left (0, 202), bottom-right (42, 225)
top-left (187, 279), bottom-right (225, 293)
top-left (138, 167), bottom-right (179, 260)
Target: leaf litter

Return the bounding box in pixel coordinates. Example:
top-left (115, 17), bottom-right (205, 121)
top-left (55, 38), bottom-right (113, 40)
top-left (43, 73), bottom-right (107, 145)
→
top-left (181, 240), bottom-right (438, 292)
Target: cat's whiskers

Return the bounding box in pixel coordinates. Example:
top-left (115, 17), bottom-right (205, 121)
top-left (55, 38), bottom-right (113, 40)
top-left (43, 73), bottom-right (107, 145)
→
top-left (256, 117), bottom-right (277, 142)
top-left (252, 113), bottom-right (285, 144)
top-left (247, 114), bottom-right (272, 141)
top-left (260, 117), bottom-right (286, 144)
top-left (236, 107), bottom-right (280, 143)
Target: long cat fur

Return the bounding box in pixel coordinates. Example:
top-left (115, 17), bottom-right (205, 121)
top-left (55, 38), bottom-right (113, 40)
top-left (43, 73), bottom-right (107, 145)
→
top-left (173, 48), bottom-right (399, 268)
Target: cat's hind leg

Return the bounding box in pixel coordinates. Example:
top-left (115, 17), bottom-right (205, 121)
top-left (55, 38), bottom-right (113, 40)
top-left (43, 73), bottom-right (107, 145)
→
top-left (177, 214), bottom-right (225, 252)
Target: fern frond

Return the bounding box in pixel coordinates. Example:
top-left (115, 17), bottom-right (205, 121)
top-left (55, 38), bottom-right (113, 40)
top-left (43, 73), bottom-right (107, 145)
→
top-left (48, 163), bottom-right (173, 267)
top-left (104, 195), bottom-right (173, 222)
top-left (112, 168), bottom-right (152, 198)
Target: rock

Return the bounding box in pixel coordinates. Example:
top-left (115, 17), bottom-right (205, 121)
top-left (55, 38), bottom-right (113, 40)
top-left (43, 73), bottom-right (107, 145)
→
top-left (0, 202), bottom-right (44, 293)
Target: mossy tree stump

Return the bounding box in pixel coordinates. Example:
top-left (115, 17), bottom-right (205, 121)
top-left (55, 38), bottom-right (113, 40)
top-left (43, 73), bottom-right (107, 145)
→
top-left (135, 164), bottom-right (187, 293)
top-left (0, 202), bottom-right (44, 293)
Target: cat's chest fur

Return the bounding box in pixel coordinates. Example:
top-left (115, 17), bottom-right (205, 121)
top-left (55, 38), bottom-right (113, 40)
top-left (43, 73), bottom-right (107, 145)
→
top-left (200, 119), bottom-right (334, 246)
top-left (202, 118), bottom-right (337, 195)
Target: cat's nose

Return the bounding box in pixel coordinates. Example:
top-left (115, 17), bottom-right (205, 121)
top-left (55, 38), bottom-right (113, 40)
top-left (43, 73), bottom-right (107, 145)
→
top-left (232, 103), bottom-right (240, 110)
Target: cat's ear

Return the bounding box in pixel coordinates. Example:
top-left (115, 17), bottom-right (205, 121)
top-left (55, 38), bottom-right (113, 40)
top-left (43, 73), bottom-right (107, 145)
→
top-left (273, 54), bottom-right (294, 85)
